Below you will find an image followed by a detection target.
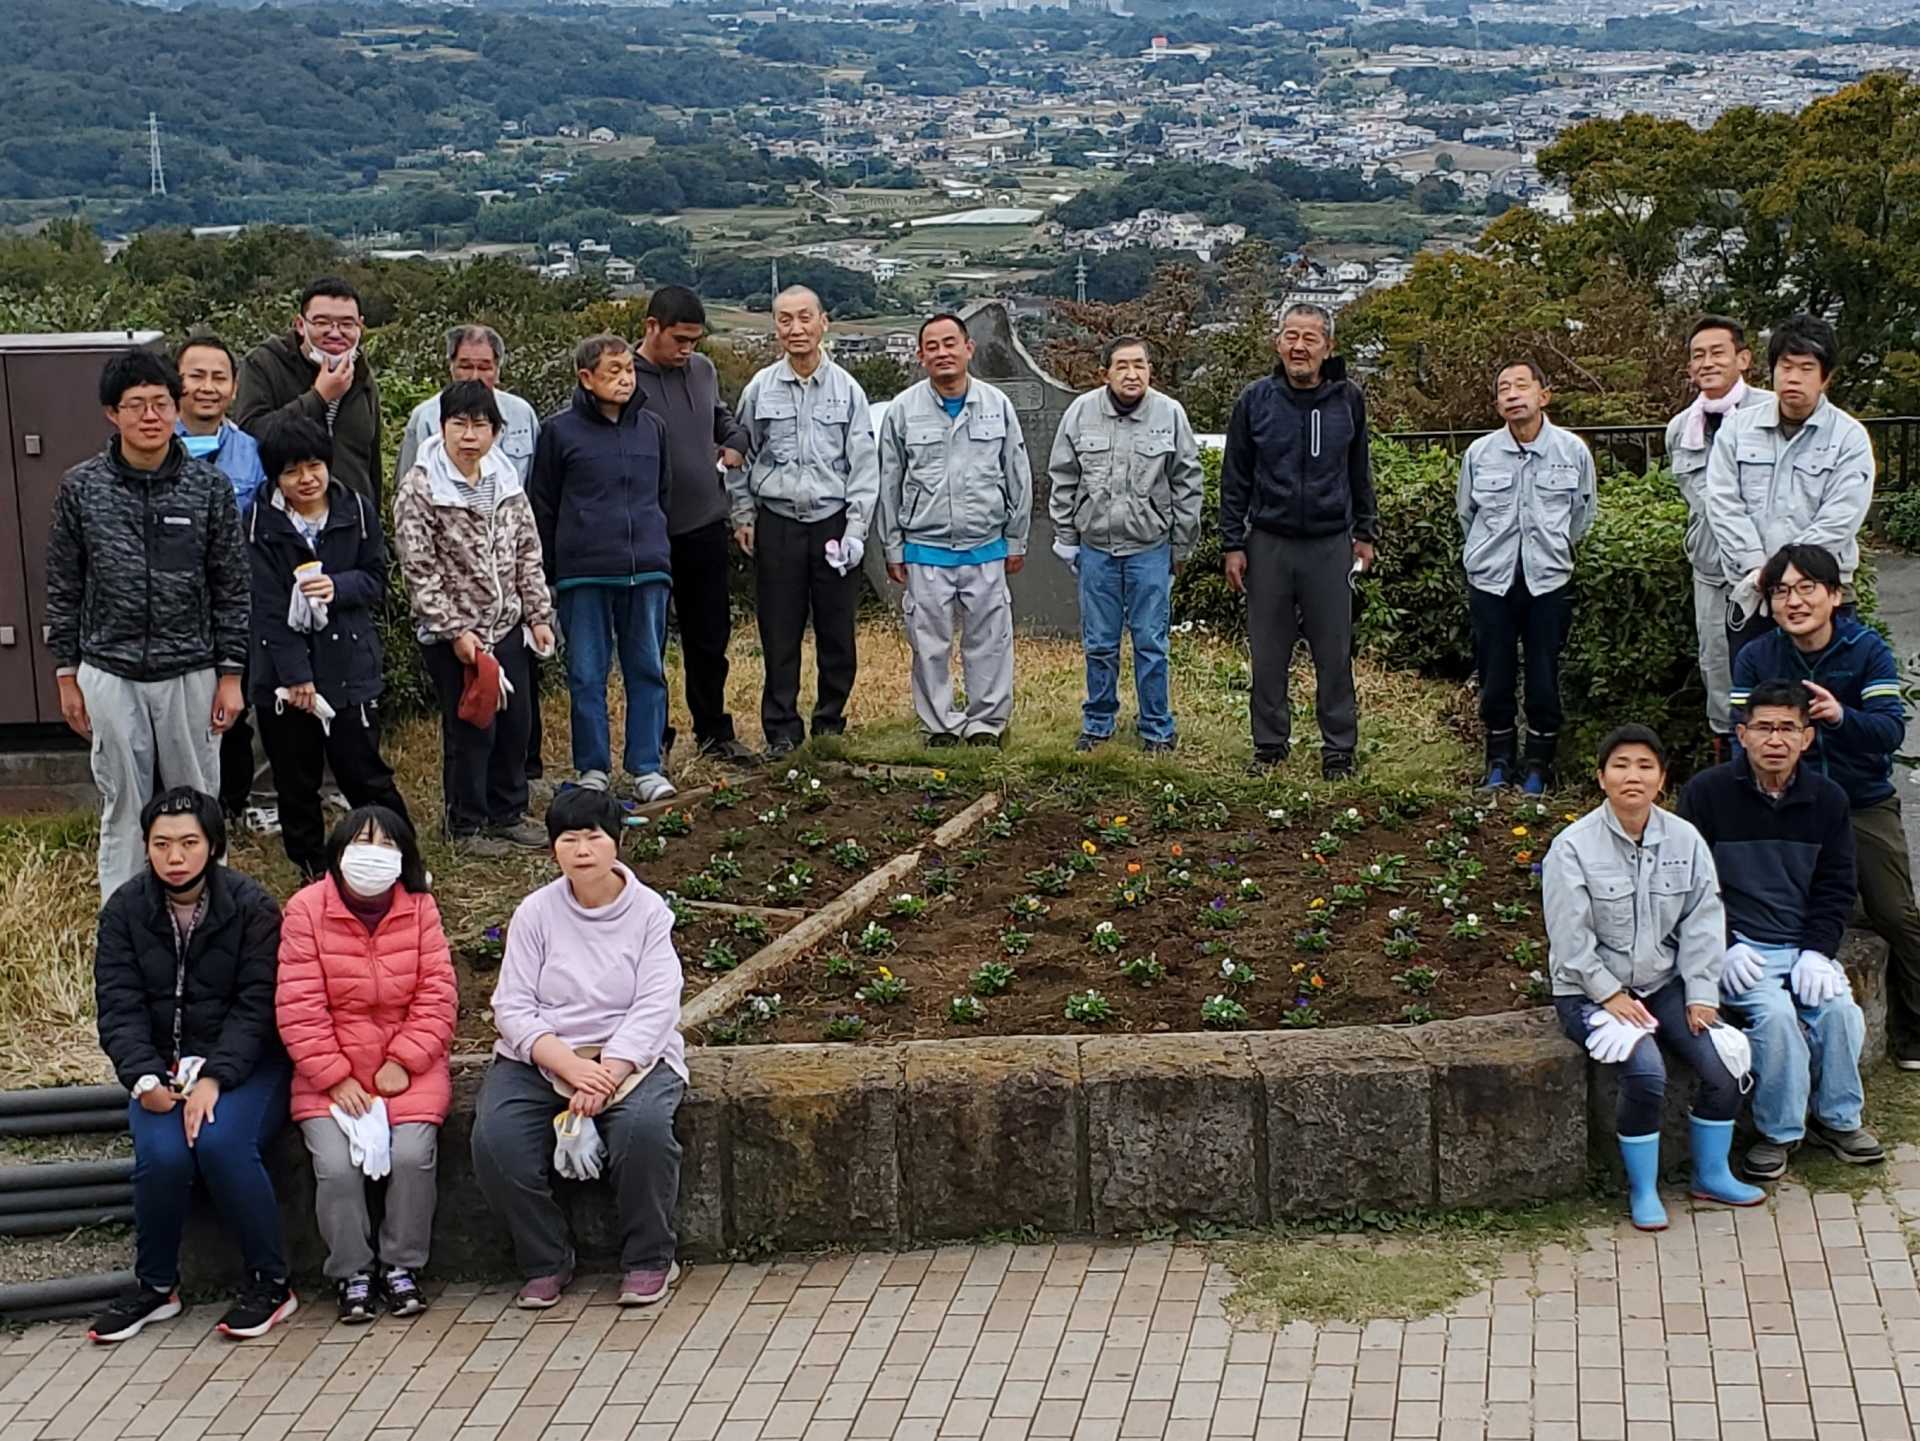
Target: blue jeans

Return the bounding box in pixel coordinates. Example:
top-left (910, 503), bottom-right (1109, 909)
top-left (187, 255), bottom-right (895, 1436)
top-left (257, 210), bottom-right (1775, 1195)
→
top-left (129, 1060), bottom-right (290, 1291)
top-left (1555, 978), bottom-right (1743, 1134)
top-left (558, 582), bottom-right (670, 779)
top-left (1724, 940), bottom-right (1866, 1142)
top-left (1078, 543), bottom-right (1174, 744)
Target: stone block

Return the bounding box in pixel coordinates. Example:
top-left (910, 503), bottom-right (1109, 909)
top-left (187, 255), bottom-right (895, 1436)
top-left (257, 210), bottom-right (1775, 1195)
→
top-left (1410, 1009), bottom-right (1587, 1207)
top-left (670, 1049), bottom-right (729, 1258)
top-left (1842, 929), bottom-right (1890, 1065)
top-left (1082, 1034), bottom-right (1261, 1233)
top-left (727, 1045), bottom-right (902, 1248)
top-left (1247, 1027), bottom-right (1434, 1218)
top-left (901, 1038), bottom-right (1082, 1240)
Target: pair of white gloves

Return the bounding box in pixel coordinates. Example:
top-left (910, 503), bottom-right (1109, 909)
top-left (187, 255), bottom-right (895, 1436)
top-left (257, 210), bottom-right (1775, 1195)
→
top-left (1585, 1008), bottom-right (1657, 1064)
top-left (552, 1110), bottom-right (606, 1181)
top-left (1721, 942), bottom-right (1851, 1006)
top-left (330, 1097), bottom-right (392, 1179)
top-left (824, 536), bottom-right (864, 577)
top-left (287, 574), bottom-right (329, 633)
top-left (274, 686), bottom-right (338, 736)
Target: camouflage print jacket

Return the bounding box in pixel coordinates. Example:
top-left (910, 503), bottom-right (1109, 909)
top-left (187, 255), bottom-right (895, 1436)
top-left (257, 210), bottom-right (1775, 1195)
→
top-left (391, 438), bottom-right (555, 648)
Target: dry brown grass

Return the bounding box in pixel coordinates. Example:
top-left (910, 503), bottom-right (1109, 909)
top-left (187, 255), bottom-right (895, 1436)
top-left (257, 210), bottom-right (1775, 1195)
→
top-left (0, 618), bottom-right (1475, 1086)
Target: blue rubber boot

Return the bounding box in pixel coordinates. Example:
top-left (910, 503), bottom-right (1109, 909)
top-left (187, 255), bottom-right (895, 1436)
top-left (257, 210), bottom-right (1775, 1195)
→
top-left (1689, 1116), bottom-right (1766, 1207)
top-left (1618, 1132), bottom-right (1669, 1231)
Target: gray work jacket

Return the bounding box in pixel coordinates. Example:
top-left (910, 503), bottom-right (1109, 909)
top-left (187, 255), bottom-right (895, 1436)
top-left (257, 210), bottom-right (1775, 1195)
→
top-left (1544, 802), bottom-right (1725, 1007)
top-left (877, 379), bottom-right (1033, 564)
top-left (732, 357), bottom-right (880, 545)
top-left (1455, 418), bottom-right (1597, 596)
top-left (1702, 395), bottom-right (1876, 585)
top-left (1664, 385), bottom-right (1771, 580)
top-left (1048, 388), bottom-right (1205, 560)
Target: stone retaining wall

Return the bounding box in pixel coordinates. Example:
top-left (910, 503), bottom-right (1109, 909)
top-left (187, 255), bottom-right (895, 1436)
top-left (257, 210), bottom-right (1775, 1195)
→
top-left (183, 932), bottom-right (1891, 1284)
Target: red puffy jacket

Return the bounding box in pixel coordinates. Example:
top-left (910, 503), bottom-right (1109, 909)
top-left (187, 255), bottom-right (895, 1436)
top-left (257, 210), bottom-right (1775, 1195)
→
top-left (275, 878), bottom-right (458, 1126)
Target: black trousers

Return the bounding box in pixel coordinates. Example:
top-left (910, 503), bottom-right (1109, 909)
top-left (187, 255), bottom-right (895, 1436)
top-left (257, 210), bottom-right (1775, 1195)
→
top-left (1469, 574), bottom-right (1574, 766)
top-left (754, 508), bottom-right (859, 748)
top-left (419, 627), bottom-right (532, 835)
top-left (665, 520), bottom-right (737, 754)
top-left (255, 696), bottom-right (412, 880)
top-left (525, 655), bottom-right (546, 779)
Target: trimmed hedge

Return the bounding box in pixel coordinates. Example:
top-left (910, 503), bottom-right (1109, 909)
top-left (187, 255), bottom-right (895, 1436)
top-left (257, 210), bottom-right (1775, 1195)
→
top-left (1169, 441), bottom-right (1876, 770)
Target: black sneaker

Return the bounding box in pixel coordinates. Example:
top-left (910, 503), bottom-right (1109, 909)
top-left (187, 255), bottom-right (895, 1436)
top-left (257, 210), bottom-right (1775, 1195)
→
top-left (764, 738), bottom-right (800, 760)
top-left (337, 1273), bottom-right (375, 1325)
top-left (89, 1285), bottom-right (182, 1344)
top-left (1322, 752), bottom-right (1355, 781)
top-left (383, 1267), bottom-right (428, 1318)
top-left (218, 1275), bottom-right (298, 1339)
top-left (699, 737), bottom-right (760, 766)
top-left (1143, 738), bottom-right (1177, 756)
top-left (925, 733), bottom-right (960, 749)
top-left (967, 732), bottom-right (1002, 749)
top-left (1807, 1118), bottom-right (1886, 1165)
top-left (1247, 746), bottom-right (1289, 774)
top-left (1895, 1043), bottom-right (1920, 1072)
top-left (1073, 733), bottom-right (1104, 753)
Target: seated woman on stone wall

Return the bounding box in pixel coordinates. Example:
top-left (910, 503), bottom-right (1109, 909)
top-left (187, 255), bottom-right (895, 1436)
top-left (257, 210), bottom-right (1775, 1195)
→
top-left (1542, 724), bottom-right (1764, 1232)
top-left (90, 787), bottom-right (296, 1344)
top-left (471, 786), bottom-right (687, 1311)
top-left (275, 804), bottom-right (456, 1324)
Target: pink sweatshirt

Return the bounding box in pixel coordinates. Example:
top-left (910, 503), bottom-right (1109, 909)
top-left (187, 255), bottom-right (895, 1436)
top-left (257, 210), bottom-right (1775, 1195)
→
top-left (491, 867), bottom-right (688, 1082)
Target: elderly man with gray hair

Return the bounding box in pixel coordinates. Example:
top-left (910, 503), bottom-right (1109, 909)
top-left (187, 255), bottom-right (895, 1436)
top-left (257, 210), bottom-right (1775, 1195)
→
top-left (1220, 302), bottom-right (1377, 780)
top-left (396, 325), bottom-right (548, 773)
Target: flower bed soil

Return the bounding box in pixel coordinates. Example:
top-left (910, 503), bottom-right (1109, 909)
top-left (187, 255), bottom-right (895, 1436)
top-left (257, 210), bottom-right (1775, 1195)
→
top-left (744, 789), bottom-right (1573, 1045)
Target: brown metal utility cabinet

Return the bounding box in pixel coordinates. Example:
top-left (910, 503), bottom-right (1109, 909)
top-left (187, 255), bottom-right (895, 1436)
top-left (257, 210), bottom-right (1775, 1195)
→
top-left (0, 331), bottom-right (163, 728)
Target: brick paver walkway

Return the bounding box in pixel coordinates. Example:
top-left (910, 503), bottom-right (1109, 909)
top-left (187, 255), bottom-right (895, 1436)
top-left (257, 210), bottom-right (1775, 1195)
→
top-left (6, 1183), bottom-right (1920, 1441)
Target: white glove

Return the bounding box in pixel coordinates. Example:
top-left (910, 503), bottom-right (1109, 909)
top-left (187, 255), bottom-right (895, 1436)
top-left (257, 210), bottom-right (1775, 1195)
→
top-left (1052, 538), bottom-right (1081, 574)
top-left (523, 624), bottom-right (556, 660)
top-left (553, 1111), bottom-right (606, 1181)
top-left (1791, 950), bottom-right (1850, 1007)
top-left (1721, 942), bottom-right (1768, 995)
top-left (275, 687), bottom-right (337, 736)
top-left (170, 1056), bottom-right (206, 1092)
top-left (826, 535), bottom-right (865, 576)
top-left (1585, 1009), bottom-right (1654, 1065)
top-left (330, 1097), bottom-right (392, 1180)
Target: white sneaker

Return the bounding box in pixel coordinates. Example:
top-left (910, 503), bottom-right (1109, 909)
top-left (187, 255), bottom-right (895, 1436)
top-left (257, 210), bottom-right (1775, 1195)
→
top-left (578, 769), bottom-right (611, 791)
top-left (631, 773), bottom-right (677, 804)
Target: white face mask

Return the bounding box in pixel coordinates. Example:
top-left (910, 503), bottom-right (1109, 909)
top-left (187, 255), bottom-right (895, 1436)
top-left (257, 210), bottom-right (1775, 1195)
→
top-left (339, 843), bottom-right (403, 898)
top-left (1707, 1023), bottom-right (1754, 1094)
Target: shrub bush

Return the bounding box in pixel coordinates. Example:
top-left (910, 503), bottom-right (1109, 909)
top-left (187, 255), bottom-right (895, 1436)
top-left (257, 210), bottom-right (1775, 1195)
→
top-left (1169, 440), bottom-right (1794, 768)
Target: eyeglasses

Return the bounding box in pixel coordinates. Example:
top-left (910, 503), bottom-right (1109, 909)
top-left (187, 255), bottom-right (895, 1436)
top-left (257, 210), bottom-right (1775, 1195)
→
top-left (1766, 581), bottom-right (1828, 602)
top-left (116, 398), bottom-right (175, 417)
top-left (304, 317), bottom-right (362, 336)
top-left (1743, 722), bottom-right (1808, 739)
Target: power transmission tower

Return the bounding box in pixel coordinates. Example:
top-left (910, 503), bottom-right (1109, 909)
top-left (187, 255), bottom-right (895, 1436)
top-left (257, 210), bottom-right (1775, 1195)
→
top-left (148, 112), bottom-right (167, 197)
top-left (771, 257), bottom-right (780, 301)
top-left (1074, 254), bottom-right (1088, 304)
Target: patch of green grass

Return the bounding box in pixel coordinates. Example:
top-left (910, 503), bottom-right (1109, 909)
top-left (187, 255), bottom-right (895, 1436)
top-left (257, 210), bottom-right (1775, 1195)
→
top-left (1220, 1197), bottom-right (1612, 1326)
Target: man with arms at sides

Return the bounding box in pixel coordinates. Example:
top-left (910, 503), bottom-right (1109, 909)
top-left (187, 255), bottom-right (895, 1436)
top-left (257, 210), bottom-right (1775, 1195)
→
top-left (1665, 316), bottom-right (1768, 763)
top-left (634, 286), bottom-right (757, 765)
top-left (732, 286), bottom-right (879, 759)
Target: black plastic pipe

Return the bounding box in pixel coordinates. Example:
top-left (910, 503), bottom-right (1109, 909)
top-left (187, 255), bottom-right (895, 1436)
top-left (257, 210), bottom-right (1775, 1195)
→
top-left (0, 1159), bottom-right (133, 1192)
top-left (0, 1205), bottom-right (134, 1237)
top-left (0, 1086), bottom-right (126, 1118)
top-left (0, 1110), bottom-right (129, 1137)
top-left (0, 1269), bottom-right (135, 1320)
top-left (0, 1184), bottom-right (133, 1215)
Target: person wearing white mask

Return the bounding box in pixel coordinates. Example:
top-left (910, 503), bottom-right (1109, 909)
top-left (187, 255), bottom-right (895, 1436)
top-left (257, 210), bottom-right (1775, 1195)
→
top-left (276, 806), bottom-right (456, 1324)
top-left (248, 415), bottom-right (412, 880)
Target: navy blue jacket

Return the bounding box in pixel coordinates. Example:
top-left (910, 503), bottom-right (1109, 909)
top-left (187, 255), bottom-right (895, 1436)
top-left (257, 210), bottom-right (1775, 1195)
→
top-left (528, 387), bottom-right (674, 590)
top-left (247, 482), bottom-right (389, 707)
top-left (1677, 754), bottom-right (1856, 958)
top-left (1220, 356), bottom-right (1378, 548)
top-left (1730, 614), bottom-right (1906, 810)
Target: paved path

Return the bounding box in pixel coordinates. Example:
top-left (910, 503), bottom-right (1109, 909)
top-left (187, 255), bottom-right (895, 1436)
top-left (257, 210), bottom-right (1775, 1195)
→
top-left (8, 1172), bottom-right (1920, 1441)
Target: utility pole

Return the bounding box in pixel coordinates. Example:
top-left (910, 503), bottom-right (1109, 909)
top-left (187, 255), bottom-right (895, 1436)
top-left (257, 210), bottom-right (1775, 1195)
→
top-left (148, 112), bottom-right (167, 197)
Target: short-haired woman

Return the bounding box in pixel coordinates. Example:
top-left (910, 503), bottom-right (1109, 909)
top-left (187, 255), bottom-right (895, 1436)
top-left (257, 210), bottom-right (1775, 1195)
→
top-left (1543, 725), bottom-right (1764, 1231)
top-left (90, 788), bottom-right (295, 1343)
top-left (392, 381), bottom-right (556, 855)
top-left (471, 788), bottom-right (686, 1310)
top-left (276, 805), bottom-right (457, 1323)
top-left (249, 414), bottom-right (412, 879)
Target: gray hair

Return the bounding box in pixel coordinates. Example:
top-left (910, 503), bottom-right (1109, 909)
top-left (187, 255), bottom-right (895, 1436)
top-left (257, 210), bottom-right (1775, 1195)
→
top-left (1279, 302), bottom-right (1334, 341)
top-left (446, 324), bottom-right (506, 365)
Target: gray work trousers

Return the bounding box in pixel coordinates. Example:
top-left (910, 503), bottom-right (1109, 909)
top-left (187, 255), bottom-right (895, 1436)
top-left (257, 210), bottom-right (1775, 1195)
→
top-left (298, 1118), bottom-right (440, 1279)
top-left (1693, 573), bottom-right (1733, 735)
top-left (470, 1057), bottom-right (684, 1279)
top-left (78, 663), bottom-right (219, 898)
top-left (902, 561), bottom-right (1015, 739)
top-left (1245, 530), bottom-right (1357, 757)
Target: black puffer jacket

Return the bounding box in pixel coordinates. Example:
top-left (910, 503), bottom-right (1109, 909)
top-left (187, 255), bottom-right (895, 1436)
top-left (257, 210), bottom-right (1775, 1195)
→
top-left (94, 865), bottom-right (284, 1092)
top-left (247, 481), bottom-right (389, 707)
top-left (45, 438), bottom-right (250, 682)
top-left (1219, 357), bottom-right (1378, 547)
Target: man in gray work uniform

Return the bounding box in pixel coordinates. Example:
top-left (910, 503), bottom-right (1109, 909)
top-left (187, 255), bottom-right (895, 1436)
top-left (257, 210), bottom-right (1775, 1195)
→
top-left (1220, 302), bottom-right (1377, 779)
top-left (878, 313), bottom-right (1033, 748)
